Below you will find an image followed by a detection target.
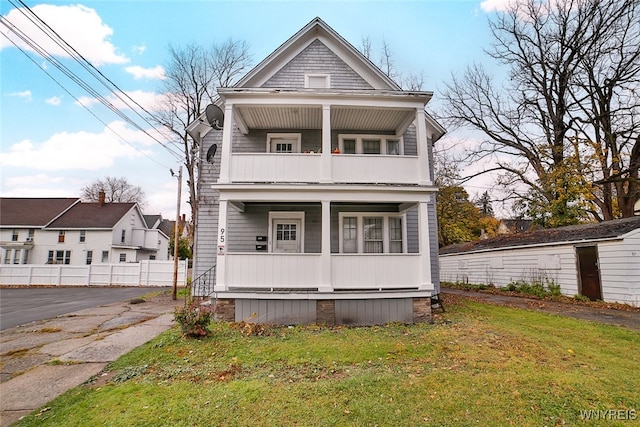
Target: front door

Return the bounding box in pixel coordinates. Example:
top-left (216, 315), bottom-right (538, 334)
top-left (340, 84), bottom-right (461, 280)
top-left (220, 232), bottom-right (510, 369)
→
top-left (273, 219), bottom-right (301, 253)
top-left (576, 246), bottom-right (602, 301)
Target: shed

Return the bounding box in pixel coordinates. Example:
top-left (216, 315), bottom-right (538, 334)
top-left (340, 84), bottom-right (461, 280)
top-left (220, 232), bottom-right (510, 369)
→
top-left (439, 217), bottom-right (640, 306)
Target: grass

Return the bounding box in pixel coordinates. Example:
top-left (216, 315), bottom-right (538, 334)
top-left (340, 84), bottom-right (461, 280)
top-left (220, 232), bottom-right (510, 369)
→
top-left (16, 294), bottom-right (640, 426)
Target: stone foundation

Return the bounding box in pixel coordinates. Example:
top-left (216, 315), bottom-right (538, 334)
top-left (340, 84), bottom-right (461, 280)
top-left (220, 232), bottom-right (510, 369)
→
top-left (214, 298), bottom-right (235, 322)
top-left (412, 297), bottom-right (433, 323)
top-left (316, 300), bottom-right (336, 325)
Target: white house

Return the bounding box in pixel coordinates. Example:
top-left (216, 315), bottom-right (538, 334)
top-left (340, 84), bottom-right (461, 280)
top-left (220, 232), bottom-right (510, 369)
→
top-left (0, 195), bottom-right (170, 266)
top-left (188, 18), bottom-right (445, 325)
top-left (439, 216), bottom-right (640, 307)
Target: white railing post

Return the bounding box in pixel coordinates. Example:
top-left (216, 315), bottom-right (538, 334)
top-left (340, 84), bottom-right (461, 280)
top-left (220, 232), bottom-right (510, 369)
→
top-left (218, 104), bottom-right (234, 184)
top-left (319, 200), bottom-right (333, 292)
top-left (321, 104), bottom-right (332, 183)
top-left (214, 199), bottom-right (228, 292)
top-left (415, 109), bottom-right (430, 186)
top-left (418, 201), bottom-right (433, 290)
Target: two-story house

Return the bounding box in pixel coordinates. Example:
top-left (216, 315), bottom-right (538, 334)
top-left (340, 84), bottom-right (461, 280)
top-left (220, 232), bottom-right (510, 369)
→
top-left (0, 194), bottom-right (170, 265)
top-left (188, 18), bottom-right (445, 325)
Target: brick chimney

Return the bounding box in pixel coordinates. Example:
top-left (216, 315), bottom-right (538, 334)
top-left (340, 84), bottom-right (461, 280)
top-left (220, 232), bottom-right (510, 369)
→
top-left (98, 190), bottom-right (106, 206)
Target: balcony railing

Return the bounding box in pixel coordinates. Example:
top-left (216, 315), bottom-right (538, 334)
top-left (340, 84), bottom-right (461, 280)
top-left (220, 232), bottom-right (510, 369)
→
top-left (221, 253), bottom-right (423, 291)
top-left (229, 153), bottom-right (421, 184)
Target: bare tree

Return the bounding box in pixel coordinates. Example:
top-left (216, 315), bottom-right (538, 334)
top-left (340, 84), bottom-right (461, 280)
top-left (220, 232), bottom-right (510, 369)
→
top-left (81, 176), bottom-right (145, 205)
top-left (441, 0), bottom-right (640, 225)
top-left (154, 39), bottom-right (251, 244)
top-left (360, 36), bottom-right (372, 60)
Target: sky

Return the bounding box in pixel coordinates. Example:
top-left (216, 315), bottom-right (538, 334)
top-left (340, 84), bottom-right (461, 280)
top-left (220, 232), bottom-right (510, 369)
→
top-left (1, 0), bottom-right (512, 220)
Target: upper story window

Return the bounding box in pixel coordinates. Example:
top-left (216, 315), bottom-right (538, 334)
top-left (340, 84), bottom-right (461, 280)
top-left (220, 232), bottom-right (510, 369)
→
top-left (79, 230), bottom-right (86, 243)
top-left (11, 230), bottom-right (18, 241)
top-left (58, 230), bottom-right (65, 243)
top-left (338, 135), bottom-right (403, 155)
top-left (305, 74), bottom-right (330, 89)
top-left (121, 230), bottom-right (126, 243)
top-left (267, 133), bottom-right (302, 153)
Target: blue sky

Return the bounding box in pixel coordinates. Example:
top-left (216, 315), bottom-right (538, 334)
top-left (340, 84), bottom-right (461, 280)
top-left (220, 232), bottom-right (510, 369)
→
top-left (1, 0), bottom-right (509, 219)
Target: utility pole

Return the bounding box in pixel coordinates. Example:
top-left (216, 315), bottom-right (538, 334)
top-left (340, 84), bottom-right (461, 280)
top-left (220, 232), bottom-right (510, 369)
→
top-left (172, 166), bottom-right (182, 300)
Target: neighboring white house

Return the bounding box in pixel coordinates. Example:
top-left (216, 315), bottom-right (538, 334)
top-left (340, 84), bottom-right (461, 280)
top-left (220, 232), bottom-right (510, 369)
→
top-left (187, 18), bottom-right (445, 325)
top-left (0, 195), bottom-right (170, 266)
top-left (439, 216), bottom-right (640, 307)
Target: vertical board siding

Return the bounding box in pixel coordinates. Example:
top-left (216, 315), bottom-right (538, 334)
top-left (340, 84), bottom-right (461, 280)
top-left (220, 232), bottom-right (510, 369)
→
top-left (226, 254), bottom-right (322, 289)
top-left (428, 201), bottom-right (440, 288)
top-left (335, 299), bottom-right (413, 325)
top-left (331, 254), bottom-right (422, 289)
top-left (263, 40), bottom-right (373, 90)
top-left (236, 299), bottom-right (317, 324)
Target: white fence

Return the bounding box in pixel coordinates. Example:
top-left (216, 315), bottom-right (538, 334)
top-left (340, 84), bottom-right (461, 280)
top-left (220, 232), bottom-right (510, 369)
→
top-left (0, 260), bottom-right (188, 287)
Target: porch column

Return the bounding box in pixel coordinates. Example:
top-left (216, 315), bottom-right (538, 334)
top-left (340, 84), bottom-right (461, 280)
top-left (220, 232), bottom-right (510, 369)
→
top-left (214, 198), bottom-right (228, 292)
top-left (415, 109), bottom-right (431, 186)
top-left (218, 104), bottom-right (234, 184)
top-left (418, 200), bottom-right (434, 291)
top-left (321, 104), bottom-right (332, 183)
top-left (319, 200), bottom-right (333, 292)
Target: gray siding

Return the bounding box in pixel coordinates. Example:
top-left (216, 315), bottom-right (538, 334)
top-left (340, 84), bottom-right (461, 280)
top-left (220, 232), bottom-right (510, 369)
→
top-left (428, 200), bottom-right (440, 290)
top-left (335, 299), bottom-right (413, 325)
top-left (236, 299), bottom-right (316, 324)
top-left (406, 207), bottom-right (419, 254)
top-left (193, 130), bottom-right (222, 281)
top-left (263, 40), bottom-right (373, 90)
top-left (227, 204), bottom-right (322, 253)
top-left (403, 125), bottom-right (417, 156)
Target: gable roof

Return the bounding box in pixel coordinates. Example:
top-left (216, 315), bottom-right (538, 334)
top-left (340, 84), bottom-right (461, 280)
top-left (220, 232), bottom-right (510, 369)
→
top-left (0, 198), bottom-right (79, 227)
top-left (440, 216), bottom-right (640, 255)
top-left (46, 202), bottom-right (137, 229)
top-left (236, 17), bottom-right (400, 90)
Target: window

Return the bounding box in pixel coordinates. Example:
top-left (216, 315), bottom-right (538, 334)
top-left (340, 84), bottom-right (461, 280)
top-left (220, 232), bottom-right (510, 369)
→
top-left (79, 230), bottom-right (86, 243)
top-left (119, 253), bottom-right (127, 263)
top-left (121, 230), bottom-right (126, 243)
top-left (389, 217), bottom-right (403, 253)
top-left (342, 217), bottom-right (358, 253)
top-left (338, 135), bottom-right (404, 155)
top-left (58, 230), bottom-right (65, 243)
top-left (12, 250), bottom-right (20, 264)
top-left (362, 139), bottom-right (381, 155)
top-left (86, 251), bottom-right (93, 265)
top-left (102, 251), bottom-right (109, 263)
top-left (267, 133), bottom-right (301, 153)
top-left (339, 213), bottom-right (406, 254)
top-left (11, 230), bottom-right (18, 241)
top-left (27, 229), bottom-right (34, 241)
top-left (305, 74), bottom-right (330, 89)
top-left (49, 250), bottom-right (71, 264)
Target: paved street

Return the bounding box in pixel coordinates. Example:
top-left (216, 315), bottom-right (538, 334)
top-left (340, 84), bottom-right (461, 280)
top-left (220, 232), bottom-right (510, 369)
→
top-left (0, 287), bottom-right (170, 330)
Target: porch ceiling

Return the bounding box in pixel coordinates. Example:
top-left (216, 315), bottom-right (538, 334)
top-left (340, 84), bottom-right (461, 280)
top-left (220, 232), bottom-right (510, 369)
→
top-left (234, 105), bottom-right (416, 133)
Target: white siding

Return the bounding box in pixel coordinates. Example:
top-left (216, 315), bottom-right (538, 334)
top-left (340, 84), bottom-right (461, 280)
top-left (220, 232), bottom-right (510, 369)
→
top-left (440, 232), bottom-right (640, 307)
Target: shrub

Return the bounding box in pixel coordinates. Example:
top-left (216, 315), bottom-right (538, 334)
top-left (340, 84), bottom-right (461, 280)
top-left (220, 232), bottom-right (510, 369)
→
top-left (174, 299), bottom-right (214, 337)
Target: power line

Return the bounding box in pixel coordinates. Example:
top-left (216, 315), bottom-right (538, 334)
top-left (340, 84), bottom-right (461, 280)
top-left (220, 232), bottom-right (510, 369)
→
top-left (2, 1), bottom-right (184, 161)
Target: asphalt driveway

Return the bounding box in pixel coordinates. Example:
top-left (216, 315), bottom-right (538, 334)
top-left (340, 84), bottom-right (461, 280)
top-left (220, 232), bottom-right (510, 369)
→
top-left (0, 287), bottom-right (170, 330)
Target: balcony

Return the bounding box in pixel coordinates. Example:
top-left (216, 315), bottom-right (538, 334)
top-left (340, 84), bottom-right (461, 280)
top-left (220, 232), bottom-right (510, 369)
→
top-left (229, 153), bottom-right (421, 185)
top-left (220, 253), bottom-right (425, 292)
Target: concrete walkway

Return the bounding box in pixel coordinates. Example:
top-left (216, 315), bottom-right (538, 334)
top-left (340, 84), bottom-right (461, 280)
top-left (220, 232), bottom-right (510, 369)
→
top-left (0, 291), bottom-right (182, 426)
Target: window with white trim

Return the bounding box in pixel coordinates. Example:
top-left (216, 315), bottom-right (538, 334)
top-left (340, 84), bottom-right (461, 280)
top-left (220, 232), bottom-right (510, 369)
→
top-left (79, 230), bottom-right (86, 243)
top-left (267, 133), bottom-right (302, 153)
top-left (305, 74), bottom-right (330, 89)
top-left (119, 253), bottom-right (126, 263)
top-left (338, 135), bottom-right (404, 155)
top-left (339, 213), bottom-right (407, 254)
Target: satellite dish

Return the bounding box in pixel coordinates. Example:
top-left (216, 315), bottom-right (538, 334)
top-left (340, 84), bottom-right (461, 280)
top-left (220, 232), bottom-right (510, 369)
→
top-left (206, 144), bottom-right (217, 164)
top-left (205, 104), bottom-right (224, 130)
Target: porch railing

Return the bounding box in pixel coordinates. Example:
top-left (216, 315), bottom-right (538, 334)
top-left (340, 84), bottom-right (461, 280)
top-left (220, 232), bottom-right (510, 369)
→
top-left (191, 264), bottom-right (216, 297)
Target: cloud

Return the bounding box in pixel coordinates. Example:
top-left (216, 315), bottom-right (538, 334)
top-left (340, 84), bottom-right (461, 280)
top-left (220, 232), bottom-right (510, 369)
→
top-left (1, 4), bottom-right (128, 66)
top-left (8, 90), bottom-right (32, 101)
top-left (0, 121), bottom-right (153, 171)
top-left (131, 45), bottom-right (147, 55)
top-left (480, 0), bottom-right (514, 12)
top-left (125, 65), bottom-right (166, 80)
top-left (76, 90), bottom-right (168, 113)
top-left (46, 96), bottom-right (61, 106)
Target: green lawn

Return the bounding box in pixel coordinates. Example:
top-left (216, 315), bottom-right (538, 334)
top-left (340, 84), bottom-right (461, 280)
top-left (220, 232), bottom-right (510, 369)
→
top-left (18, 295), bottom-right (639, 426)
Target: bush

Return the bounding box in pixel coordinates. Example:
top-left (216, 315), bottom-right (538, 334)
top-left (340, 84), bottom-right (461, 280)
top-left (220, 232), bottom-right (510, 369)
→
top-left (174, 299), bottom-right (214, 337)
